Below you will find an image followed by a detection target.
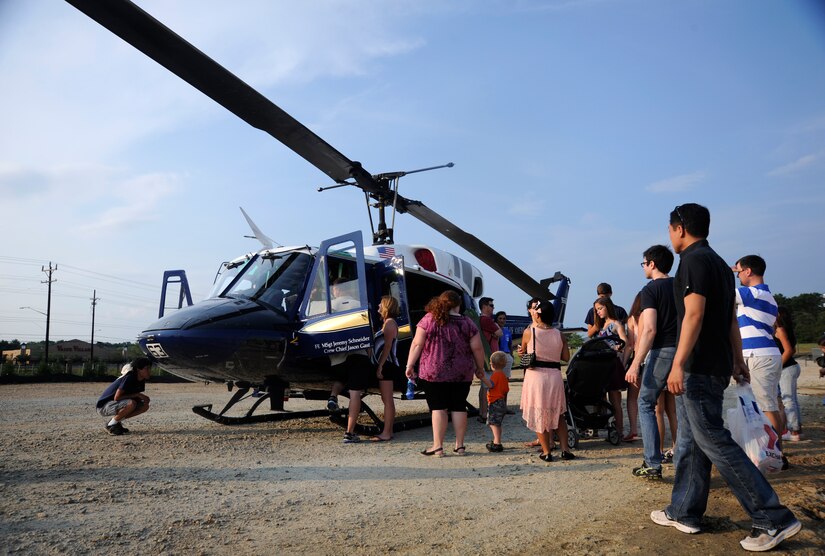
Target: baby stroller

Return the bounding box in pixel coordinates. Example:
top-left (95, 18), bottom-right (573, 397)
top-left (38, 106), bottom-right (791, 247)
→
top-left (563, 335), bottom-right (626, 448)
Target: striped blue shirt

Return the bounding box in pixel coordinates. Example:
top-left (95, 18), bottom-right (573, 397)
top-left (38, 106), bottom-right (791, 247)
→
top-left (735, 284), bottom-right (780, 357)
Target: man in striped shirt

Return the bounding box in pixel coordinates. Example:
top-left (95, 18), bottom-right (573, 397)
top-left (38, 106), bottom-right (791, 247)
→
top-left (732, 255), bottom-right (785, 450)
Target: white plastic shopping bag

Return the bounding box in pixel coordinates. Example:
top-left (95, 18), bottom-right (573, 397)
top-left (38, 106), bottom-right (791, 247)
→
top-left (725, 383), bottom-right (783, 474)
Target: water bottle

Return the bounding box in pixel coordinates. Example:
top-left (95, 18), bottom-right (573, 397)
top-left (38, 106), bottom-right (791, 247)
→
top-left (405, 378), bottom-right (416, 400)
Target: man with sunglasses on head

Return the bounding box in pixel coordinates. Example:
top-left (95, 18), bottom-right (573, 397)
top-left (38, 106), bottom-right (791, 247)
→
top-left (649, 203), bottom-right (800, 552)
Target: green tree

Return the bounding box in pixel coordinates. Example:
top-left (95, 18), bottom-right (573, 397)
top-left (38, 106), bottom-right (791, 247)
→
top-left (774, 292), bottom-right (825, 343)
top-left (566, 332), bottom-right (585, 350)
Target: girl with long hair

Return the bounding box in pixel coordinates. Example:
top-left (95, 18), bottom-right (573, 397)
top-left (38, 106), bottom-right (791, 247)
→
top-left (372, 295), bottom-right (401, 442)
top-left (593, 296), bottom-right (630, 438)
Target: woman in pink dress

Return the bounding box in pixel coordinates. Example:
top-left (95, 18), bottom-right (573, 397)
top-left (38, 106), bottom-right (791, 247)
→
top-left (518, 298), bottom-right (574, 462)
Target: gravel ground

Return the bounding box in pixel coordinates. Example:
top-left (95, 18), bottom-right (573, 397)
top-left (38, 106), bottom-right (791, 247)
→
top-left (1, 363), bottom-right (823, 555)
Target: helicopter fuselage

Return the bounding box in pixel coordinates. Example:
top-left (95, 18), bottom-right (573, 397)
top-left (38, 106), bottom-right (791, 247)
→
top-left (138, 232), bottom-right (483, 390)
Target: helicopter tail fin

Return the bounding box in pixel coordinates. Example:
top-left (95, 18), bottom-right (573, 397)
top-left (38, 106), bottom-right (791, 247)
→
top-left (240, 207), bottom-right (280, 249)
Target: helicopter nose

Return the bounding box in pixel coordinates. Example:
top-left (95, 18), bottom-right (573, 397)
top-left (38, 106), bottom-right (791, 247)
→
top-left (138, 298), bottom-right (291, 382)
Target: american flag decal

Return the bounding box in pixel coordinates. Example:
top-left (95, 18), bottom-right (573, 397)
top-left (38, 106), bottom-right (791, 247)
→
top-left (377, 246), bottom-right (396, 259)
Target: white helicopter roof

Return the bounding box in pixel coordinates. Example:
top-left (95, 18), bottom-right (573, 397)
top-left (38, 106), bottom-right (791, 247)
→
top-left (224, 242), bottom-right (483, 297)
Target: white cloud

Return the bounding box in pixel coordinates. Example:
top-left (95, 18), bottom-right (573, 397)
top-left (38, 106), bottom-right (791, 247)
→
top-left (767, 152), bottom-right (822, 177)
top-left (646, 171), bottom-right (705, 193)
top-left (79, 172), bottom-right (181, 233)
top-left (507, 197), bottom-right (545, 217)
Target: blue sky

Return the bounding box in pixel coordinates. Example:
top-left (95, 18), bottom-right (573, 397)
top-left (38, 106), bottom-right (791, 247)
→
top-left (1, 0), bottom-right (823, 344)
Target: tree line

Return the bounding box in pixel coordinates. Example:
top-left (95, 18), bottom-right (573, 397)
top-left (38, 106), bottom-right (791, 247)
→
top-left (773, 292), bottom-right (825, 343)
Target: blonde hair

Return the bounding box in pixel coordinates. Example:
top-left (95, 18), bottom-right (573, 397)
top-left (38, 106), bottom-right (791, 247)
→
top-left (379, 295), bottom-right (400, 320)
top-left (490, 351), bottom-right (507, 370)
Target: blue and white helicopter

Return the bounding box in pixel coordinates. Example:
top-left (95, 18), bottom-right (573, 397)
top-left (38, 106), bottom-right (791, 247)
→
top-left (68, 0), bottom-right (571, 433)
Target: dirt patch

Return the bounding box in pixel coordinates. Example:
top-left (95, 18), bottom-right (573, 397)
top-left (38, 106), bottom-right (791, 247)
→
top-left (1, 364), bottom-right (823, 555)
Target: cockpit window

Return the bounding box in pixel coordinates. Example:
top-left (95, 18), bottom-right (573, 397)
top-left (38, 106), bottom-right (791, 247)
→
top-left (222, 252), bottom-right (311, 314)
top-left (207, 258), bottom-right (252, 299)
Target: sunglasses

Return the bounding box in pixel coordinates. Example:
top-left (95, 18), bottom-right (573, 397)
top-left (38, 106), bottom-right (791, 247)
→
top-left (674, 204), bottom-right (685, 225)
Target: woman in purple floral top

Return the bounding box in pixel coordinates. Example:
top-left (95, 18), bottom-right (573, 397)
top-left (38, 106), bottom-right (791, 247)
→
top-left (406, 290), bottom-right (492, 457)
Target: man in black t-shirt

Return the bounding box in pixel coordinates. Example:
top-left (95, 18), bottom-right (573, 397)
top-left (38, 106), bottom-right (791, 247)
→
top-left (96, 357), bottom-right (152, 435)
top-left (649, 203), bottom-right (799, 552)
top-left (626, 245), bottom-right (677, 479)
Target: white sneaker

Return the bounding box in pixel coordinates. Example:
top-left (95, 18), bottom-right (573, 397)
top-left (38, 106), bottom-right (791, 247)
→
top-left (739, 519), bottom-right (801, 552)
top-left (650, 510), bottom-right (701, 534)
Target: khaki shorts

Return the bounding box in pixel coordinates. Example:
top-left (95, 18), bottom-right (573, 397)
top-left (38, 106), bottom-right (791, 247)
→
top-left (97, 399), bottom-right (133, 417)
top-left (746, 355), bottom-right (782, 412)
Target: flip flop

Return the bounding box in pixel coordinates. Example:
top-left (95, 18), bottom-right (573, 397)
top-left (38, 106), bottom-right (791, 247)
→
top-left (421, 447), bottom-right (443, 457)
top-left (453, 446), bottom-right (466, 456)
top-left (370, 436), bottom-right (392, 442)
top-left (524, 440), bottom-right (542, 448)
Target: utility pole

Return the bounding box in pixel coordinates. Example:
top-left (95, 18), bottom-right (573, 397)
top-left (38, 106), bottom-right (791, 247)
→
top-left (41, 262), bottom-right (57, 365)
top-left (90, 289), bottom-right (100, 366)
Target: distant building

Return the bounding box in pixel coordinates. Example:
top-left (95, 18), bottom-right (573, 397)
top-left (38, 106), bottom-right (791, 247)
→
top-left (1, 340), bottom-right (122, 363)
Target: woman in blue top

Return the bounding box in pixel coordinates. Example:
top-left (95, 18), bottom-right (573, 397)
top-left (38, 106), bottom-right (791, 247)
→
top-left (593, 296), bottom-right (630, 439)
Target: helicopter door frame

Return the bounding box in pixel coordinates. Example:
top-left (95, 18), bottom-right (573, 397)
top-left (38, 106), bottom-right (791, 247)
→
top-left (296, 231), bottom-right (373, 359)
top-left (373, 255), bottom-right (411, 340)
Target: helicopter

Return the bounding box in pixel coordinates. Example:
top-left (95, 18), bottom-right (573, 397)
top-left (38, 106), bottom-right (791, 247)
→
top-left (67, 0), bottom-right (572, 434)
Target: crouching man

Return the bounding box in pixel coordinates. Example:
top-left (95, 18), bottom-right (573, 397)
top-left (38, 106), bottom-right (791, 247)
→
top-left (96, 357), bottom-right (152, 435)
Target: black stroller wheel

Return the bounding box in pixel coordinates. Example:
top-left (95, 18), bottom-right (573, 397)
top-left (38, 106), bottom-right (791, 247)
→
top-left (567, 428), bottom-right (579, 449)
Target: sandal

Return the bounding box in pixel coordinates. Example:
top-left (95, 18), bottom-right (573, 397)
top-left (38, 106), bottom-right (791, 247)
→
top-left (485, 442), bottom-right (503, 453)
top-left (539, 452), bottom-right (553, 462)
top-left (370, 436), bottom-right (393, 442)
top-left (622, 433), bottom-right (638, 442)
top-left (453, 446), bottom-right (466, 456)
top-left (421, 447), bottom-right (443, 457)
top-left (524, 439), bottom-right (542, 448)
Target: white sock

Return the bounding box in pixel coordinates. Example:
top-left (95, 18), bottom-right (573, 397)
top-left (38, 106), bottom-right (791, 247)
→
top-left (108, 418), bottom-right (119, 427)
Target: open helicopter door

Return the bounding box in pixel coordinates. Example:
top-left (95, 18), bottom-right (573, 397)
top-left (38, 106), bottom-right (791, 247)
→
top-left (297, 232), bottom-right (373, 359)
top-left (373, 255), bottom-right (411, 339)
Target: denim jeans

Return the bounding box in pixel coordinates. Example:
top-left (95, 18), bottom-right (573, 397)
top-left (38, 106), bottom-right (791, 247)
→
top-left (638, 347), bottom-right (676, 469)
top-left (666, 372), bottom-right (795, 529)
top-left (778, 363), bottom-right (801, 432)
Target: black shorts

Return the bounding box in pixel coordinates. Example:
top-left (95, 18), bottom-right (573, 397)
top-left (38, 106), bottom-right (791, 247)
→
top-left (378, 361), bottom-right (402, 383)
top-left (607, 357), bottom-right (628, 391)
top-left (333, 353), bottom-right (372, 391)
top-left (422, 380), bottom-right (472, 412)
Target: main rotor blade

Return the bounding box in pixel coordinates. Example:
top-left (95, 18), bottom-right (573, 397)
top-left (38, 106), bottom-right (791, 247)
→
top-left (398, 199), bottom-right (554, 300)
top-left (65, 0), bottom-right (380, 191)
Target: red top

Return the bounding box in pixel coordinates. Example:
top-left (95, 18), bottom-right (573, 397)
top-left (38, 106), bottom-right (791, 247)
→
top-left (479, 314), bottom-right (499, 353)
top-left (487, 370), bottom-right (510, 404)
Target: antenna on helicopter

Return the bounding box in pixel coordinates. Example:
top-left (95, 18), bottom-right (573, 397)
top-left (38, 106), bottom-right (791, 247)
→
top-left (240, 207), bottom-right (282, 249)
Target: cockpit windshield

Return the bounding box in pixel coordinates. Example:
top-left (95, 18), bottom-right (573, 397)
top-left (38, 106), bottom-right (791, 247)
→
top-left (221, 252), bottom-right (312, 315)
top-left (207, 257), bottom-right (253, 299)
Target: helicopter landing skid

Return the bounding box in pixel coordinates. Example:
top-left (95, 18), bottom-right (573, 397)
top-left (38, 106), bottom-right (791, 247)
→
top-left (192, 383), bottom-right (332, 425)
top-left (192, 401), bottom-right (330, 425)
top-left (327, 397), bottom-right (482, 436)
